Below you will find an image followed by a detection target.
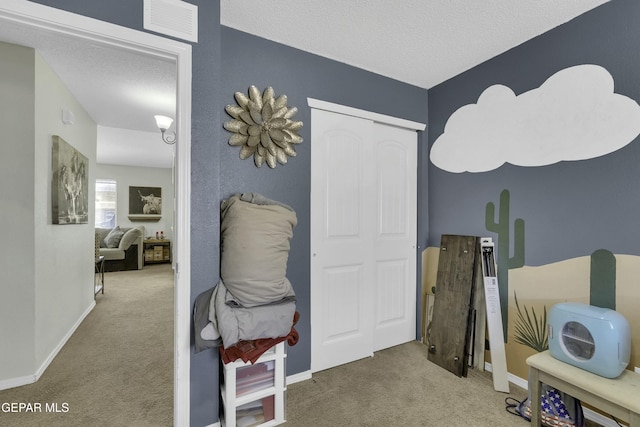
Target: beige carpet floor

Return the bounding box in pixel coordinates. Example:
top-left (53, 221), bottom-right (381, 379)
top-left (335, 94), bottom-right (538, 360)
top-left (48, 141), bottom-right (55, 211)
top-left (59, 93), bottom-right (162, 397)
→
top-left (286, 341), bottom-right (604, 427)
top-left (286, 340), bottom-right (531, 427)
top-left (1, 263), bottom-right (604, 427)
top-left (0, 263), bottom-right (174, 427)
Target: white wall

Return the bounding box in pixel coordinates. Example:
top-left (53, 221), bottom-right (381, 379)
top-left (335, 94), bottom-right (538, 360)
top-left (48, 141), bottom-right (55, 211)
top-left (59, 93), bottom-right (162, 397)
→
top-left (34, 51), bottom-right (97, 368)
top-left (94, 163), bottom-right (174, 240)
top-left (0, 42), bottom-right (97, 386)
top-left (0, 41), bottom-right (36, 381)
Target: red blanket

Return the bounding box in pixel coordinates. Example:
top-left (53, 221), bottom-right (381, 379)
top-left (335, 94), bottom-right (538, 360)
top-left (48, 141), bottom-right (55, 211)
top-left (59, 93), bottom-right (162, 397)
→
top-left (221, 311), bottom-right (300, 364)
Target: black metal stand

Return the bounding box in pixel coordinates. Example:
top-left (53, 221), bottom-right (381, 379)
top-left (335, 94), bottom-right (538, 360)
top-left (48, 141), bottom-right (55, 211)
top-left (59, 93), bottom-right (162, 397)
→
top-left (95, 255), bottom-right (105, 297)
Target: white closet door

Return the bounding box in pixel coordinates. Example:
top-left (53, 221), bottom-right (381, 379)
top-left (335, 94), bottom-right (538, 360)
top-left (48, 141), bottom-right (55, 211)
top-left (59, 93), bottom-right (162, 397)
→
top-left (310, 109), bottom-right (376, 372)
top-left (372, 123), bottom-right (417, 351)
top-left (310, 109), bottom-right (418, 373)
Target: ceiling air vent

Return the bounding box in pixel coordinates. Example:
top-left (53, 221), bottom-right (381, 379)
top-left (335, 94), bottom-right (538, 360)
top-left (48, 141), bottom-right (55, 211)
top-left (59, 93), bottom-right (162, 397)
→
top-left (143, 0), bottom-right (198, 43)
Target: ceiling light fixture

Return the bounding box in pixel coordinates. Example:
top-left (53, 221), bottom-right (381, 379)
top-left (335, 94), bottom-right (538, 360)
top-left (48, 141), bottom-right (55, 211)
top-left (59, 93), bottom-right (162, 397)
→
top-left (155, 115), bottom-right (176, 144)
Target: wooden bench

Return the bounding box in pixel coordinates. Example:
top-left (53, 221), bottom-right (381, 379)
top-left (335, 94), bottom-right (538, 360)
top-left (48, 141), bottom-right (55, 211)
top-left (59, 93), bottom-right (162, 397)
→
top-left (526, 351), bottom-right (640, 426)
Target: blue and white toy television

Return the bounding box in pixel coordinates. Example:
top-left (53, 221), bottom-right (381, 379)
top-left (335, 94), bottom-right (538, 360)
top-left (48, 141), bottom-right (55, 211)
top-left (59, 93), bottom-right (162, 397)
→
top-left (548, 302), bottom-right (630, 378)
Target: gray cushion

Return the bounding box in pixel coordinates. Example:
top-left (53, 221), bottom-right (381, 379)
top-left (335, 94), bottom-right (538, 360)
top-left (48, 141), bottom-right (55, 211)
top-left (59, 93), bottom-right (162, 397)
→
top-left (103, 226), bottom-right (126, 248)
top-left (100, 247), bottom-right (125, 260)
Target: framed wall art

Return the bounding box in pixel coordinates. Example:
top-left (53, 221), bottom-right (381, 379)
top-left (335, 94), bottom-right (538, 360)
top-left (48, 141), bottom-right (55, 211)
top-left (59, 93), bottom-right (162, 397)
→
top-left (128, 186), bottom-right (162, 220)
top-left (52, 135), bottom-right (89, 224)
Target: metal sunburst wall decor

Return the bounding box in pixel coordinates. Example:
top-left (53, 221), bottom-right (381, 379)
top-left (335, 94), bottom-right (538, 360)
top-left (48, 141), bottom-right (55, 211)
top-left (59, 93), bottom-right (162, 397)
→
top-left (224, 85), bottom-right (303, 168)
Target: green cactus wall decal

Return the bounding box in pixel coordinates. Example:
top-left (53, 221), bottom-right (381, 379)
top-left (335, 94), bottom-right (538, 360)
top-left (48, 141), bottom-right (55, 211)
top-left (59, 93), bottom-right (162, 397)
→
top-left (485, 189), bottom-right (525, 342)
top-left (590, 249), bottom-right (616, 310)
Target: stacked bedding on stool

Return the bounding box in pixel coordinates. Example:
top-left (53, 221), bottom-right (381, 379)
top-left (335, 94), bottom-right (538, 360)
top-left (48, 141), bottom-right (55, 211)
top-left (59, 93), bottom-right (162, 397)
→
top-left (194, 193), bottom-right (299, 362)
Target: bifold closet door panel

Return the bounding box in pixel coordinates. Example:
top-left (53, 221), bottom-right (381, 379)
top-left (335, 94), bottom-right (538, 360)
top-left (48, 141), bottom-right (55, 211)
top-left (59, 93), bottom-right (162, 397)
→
top-left (310, 109), bottom-right (376, 372)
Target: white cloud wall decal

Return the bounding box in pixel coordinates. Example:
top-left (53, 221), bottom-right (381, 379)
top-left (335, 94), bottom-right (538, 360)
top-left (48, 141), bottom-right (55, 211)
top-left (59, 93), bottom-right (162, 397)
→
top-left (430, 64), bottom-right (640, 173)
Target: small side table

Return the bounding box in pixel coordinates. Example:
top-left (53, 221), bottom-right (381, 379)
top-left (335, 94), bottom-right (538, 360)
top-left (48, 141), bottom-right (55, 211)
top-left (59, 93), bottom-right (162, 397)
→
top-left (527, 350), bottom-right (640, 427)
top-left (143, 239), bottom-right (171, 265)
top-left (95, 255), bottom-right (105, 297)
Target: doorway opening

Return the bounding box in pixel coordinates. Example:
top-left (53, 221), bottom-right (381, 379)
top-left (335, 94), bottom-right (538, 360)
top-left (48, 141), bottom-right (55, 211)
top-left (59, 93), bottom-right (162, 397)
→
top-left (0, 2), bottom-right (192, 424)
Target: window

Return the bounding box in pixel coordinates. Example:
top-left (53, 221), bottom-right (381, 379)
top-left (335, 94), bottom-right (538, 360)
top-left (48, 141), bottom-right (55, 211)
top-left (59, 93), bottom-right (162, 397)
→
top-left (95, 179), bottom-right (117, 228)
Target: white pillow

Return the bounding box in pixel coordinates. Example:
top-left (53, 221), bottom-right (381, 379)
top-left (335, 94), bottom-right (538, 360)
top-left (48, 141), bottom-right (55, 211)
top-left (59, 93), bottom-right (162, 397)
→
top-left (119, 227), bottom-right (141, 249)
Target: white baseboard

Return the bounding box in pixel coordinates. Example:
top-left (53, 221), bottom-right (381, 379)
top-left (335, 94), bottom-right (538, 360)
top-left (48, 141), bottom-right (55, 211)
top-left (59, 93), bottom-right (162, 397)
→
top-left (35, 301), bottom-right (95, 379)
top-left (581, 408), bottom-right (622, 427)
top-left (286, 370), bottom-right (312, 385)
top-left (0, 301), bottom-right (95, 391)
top-left (484, 362), bottom-right (621, 427)
top-left (0, 373), bottom-right (38, 391)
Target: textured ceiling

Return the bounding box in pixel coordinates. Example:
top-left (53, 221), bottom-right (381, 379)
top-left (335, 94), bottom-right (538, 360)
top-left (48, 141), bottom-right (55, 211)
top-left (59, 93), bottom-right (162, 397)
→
top-left (0, 1), bottom-right (609, 168)
top-left (220, 0), bottom-right (609, 89)
top-left (0, 15), bottom-right (176, 168)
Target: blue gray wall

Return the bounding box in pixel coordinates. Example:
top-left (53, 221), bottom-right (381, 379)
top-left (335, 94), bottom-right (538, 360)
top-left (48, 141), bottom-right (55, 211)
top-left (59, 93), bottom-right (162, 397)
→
top-left (428, 0), bottom-right (640, 266)
top-left (220, 26), bottom-right (428, 377)
top-left (426, 0), bottom-right (640, 380)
